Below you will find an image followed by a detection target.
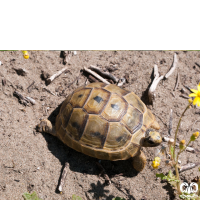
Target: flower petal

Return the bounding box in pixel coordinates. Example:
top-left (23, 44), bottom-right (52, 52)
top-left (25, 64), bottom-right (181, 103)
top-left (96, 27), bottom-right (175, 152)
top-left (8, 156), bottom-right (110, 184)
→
top-left (189, 93), bottom-right (197, 97)
top-left (197, 99), bottom-right (200, 107)
top-left (191, 89), bottom-right (198, 93)
top-left (193, 97), bottom-right (198, 105)
top-left (198, 83), bottom-right (200, 91)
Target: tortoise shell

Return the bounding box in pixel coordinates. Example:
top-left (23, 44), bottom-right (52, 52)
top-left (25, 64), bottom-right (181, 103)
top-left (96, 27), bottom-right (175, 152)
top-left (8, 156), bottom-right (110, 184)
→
top-left (55, 82), bottom-right (160, 161)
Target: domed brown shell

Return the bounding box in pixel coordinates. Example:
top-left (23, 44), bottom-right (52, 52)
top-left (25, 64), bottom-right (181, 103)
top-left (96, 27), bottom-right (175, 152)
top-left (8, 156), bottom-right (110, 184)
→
top-left (55, 82), bottom-right (160, 161)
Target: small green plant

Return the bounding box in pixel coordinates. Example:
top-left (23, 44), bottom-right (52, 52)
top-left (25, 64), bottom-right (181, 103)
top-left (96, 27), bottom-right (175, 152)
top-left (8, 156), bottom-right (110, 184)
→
top-left (22, 191), bottom-right (43, 200)
top-left (153, 84), bottom-right (200, 199)
top-left (72, 194), bottom-right (83, 200)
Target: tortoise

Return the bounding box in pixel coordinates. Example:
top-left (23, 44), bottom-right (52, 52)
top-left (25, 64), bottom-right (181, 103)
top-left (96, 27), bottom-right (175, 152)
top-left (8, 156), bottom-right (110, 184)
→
top-left (37, 82), bottom-right (162, 172)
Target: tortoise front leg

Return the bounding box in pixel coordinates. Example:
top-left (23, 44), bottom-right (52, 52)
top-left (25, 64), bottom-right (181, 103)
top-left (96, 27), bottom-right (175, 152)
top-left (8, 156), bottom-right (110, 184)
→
top-left (132, 150), bottom-right (147, 172)
top-left (37, 119), bottom-right (56, 137)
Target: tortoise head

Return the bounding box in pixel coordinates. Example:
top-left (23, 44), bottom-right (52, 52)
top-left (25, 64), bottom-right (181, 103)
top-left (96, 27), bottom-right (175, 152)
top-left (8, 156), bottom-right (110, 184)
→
top-left (142, 129), bottom-right (162, 147)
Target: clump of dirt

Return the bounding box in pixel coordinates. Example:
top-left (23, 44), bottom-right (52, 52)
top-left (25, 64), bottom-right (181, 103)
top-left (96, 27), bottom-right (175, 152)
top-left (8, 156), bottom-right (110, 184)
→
top-left (0, 51), bottom-right (200, 200)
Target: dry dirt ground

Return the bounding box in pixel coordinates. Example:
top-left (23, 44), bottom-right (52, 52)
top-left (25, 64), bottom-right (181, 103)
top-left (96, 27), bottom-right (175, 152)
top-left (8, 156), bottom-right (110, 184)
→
top-left (0, 51), bottom-right (200, 200)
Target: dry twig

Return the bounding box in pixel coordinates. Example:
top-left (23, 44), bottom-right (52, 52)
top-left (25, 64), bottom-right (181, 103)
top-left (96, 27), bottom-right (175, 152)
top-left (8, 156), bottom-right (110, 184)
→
top-left (179, 94), bottom-right (190, 99)
top-left (148, 64), bottom-right (164, 104)
top-left (89, 65), bottom-right (119, 83)
top-left (163, 137), bottom-right (199, 153)
top-left (179, 162), bottom-right (200, 173)
top-left (168, 109), bottom-right (173, 136)
top-left (83, 67), bottom-right (110, 84)
top-left (183, 85), bottom-right (192, 93)
top-left (164, 53), bottom-right (178, 79)
top-left (58, 162), bottom-right (69, 193)
top-left (173, 73), bottom-right (179, 91)
top-left (43, 88), bottom-right (57, 96)
top-left (46, 67), bottom-right (68, 85)
top-left (13, 91), bottom-right (36, 106)
top-left (27, 81), bottom-right (35, 93)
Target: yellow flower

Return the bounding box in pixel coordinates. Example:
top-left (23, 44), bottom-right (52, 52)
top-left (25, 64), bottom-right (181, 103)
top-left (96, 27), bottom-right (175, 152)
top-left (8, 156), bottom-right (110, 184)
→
top-left (152, 157), bottom-right (161, 169)
top-left (189, 83), bottom-right (200, 106)
top-left (191, 132), bottom-right (199, 141)
top-left (22, 51), bottom-right (29, 59)
top-left (179, 140), bottom-right (185, 150)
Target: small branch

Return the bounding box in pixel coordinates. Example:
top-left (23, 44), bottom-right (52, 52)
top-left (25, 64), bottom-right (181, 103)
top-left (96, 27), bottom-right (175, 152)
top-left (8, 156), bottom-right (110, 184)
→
top-left (13, 91), bottom-right (36, 106)
top-left (163, 137), bottom-right (198, 153)
top-left (179, 94), bottom-right (190, 99)
top-left (58, 162), bottom-right (69, 193)
top-left (173, 73), bottom-right (179, 91)
top-left (25, 96), bottom-right (36, 105)
top-left (148, 65), bottom-right (164, 104)
top-left (164, 53), bottom-right (178, 79)
top-left (46, 67), bottom-right (68, 85)
top-left (83, 67), bottom-right (110, 84)
top-left (89, 65), bottom-right (119, 83)
top-left (96, 161), bottom-right (111, 185)
top-left (43, 88), bottom-right (57, 96)
top-left (27, 81), bottom-right (35, 93)
top-left (179, 162), bottom-right (200, 172)
top-left (168, 109), bottom-right (173, 136)
top-left (183, 85), bottom-right (192, 93)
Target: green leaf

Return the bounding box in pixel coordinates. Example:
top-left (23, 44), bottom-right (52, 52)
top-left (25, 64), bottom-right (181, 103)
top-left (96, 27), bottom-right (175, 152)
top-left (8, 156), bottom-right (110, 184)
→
top-left (72, 194), bottom-right (83, 200)
top-left (22, 191), bottom-right (43, 200)
top-left (112, 197), bottom-right (126, 200)
top-left (156, 173), bottom-right (165, 179)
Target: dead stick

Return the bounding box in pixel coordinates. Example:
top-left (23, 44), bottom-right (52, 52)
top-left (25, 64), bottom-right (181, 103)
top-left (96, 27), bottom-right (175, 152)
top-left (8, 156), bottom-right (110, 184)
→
top-left (89, 65), bottom-right (119, 83)
top-left (43, 88), bottom-right (57, 96)
top-left (179, 94), bottom-right (190, 99)
top-left (46, 67), bottom-right (68, 85)
top-left (27, 81), bottom-right (35, 93)
top-left (163, 137), bottom-right (198, 153)
top-left (179, 162), bottom-right (200, 172)
top-left (168, 109), bottom-right (173, 136)
top-left (96, 162), bottom-right (111, 185)
top-left (164, 53), bottom-right (178, 79)
top-left (148, 65), bottom-right (164, 104)
top-left (173, 73), bottom-right (179, 91)
top-left (13, 91), bottom-right (36, 106)
top-left (25, 96), bottom-right (36, 105)
top-left (83, 67), bottom-right (110, 84)
top-left (58, 162), bottom-right (69, 193)
top-left (183, 85), bottom-right (192, 93)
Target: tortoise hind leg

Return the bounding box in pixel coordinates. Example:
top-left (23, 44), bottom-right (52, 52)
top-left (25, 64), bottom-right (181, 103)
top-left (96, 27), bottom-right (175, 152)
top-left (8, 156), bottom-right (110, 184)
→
top-left (132, 150), bottom-right (147, 172)
top-left (36, 119), bottom-right (56, 136)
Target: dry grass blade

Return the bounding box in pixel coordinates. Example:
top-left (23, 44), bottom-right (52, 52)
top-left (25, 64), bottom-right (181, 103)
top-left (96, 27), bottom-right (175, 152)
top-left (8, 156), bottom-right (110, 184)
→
top-left (58, 162), bottom-right (69, 193)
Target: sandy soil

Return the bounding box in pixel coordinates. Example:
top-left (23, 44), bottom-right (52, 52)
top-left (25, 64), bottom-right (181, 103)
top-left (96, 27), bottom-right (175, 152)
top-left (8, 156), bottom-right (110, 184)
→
top-left (0, 51), bottom-right (200, 200)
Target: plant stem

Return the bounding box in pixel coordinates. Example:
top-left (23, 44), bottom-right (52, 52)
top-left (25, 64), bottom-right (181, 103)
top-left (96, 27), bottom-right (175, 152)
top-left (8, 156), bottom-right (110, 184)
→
top-left (173, 102), bottom-right (192, 194)
top-left (173, 103), bottom-right (192, 160)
